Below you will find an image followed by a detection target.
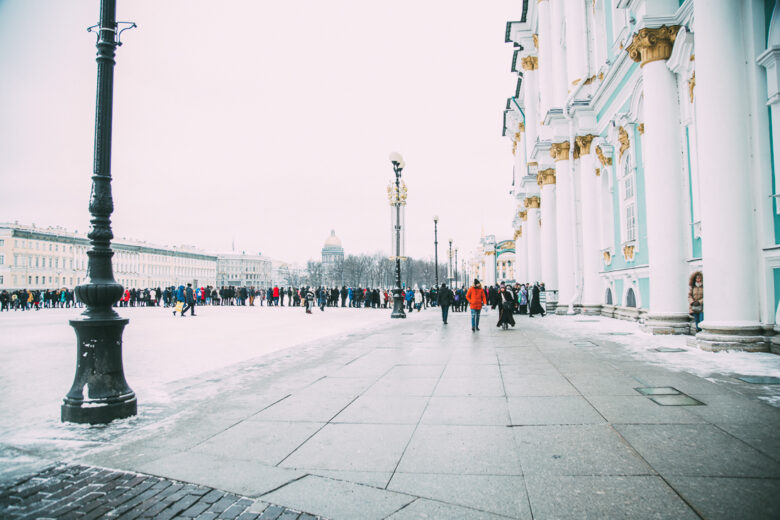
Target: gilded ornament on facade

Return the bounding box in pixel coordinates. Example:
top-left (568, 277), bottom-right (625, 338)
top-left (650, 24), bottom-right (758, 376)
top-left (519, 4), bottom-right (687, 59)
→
top-left (582, 75), bottom-right (597, 85)
top-left (575, 134), bottom-right (596, 155)
top-left (514, 132), bottom-right (522, 142)
top-left (595, 145), bottom-right (612, 166)
top-left (532, 34), bottom-right (538, 49)
top-left (549, 141), bottom-right (571, 162)
top-left (622, 244), bottom-right (635, 261)
top-left (688, 72), bottom-right (695, 103)
top-left (603, 251), bottom-right (612, 265)
top-left (618, 126), bottom-right (630, 160)
top-left (515, 228), bottom-right (523, 239)
top-left (518, 210), bottom-right (528, 220)
top-left (598, 72), bottom-right (604, 80)
top-left (524, 196), bottom-right (541, 209)
top-left (518, 122), bottom-right (525, 132)
top-left (638, 123), bottom-right (644, 135)
top-left (520, 56), bottom-right (538, 71)
top-left (595, 167), bottom-right (601, 176)
top-left (572, 78), bottom-right (581, 86)
top-left (537, 168), bottom-right (556, 187)
top-left (527, 161), bottom-right (538, 169)
top-left (625, 25), bottom-right (681, 67)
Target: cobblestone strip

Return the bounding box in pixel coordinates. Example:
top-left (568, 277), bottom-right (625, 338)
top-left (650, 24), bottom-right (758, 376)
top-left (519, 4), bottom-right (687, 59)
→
top-left (0, 463), bottom-right (325, 520)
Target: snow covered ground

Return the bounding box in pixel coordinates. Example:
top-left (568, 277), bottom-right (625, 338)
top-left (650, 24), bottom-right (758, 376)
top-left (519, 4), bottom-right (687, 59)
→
top-left (545, 314), bottom-right (780, 405)
top-left (0, 305), bottom-right (397, 441)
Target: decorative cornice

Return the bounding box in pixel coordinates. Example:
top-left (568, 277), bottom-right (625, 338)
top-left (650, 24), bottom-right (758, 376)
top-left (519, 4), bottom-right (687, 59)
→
top-left (536, 168), bottom-right (556, 187)
top-left (626, 25), bottom-right (681, 67)
top-left (618, 126), bottom-right (630, 160)
top-left (524, 196), bottom-right (541, 209)
top-left (520, 56), bottom-right (539, 71)
top-left (595, 145), bottom-right (612, 166)
top-left (549, 141), bottom-right (571, 162)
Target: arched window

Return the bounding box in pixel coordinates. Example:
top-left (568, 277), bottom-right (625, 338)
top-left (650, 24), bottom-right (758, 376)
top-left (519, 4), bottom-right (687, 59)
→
top-left (626, 288), bottom-right (636, 308)
top-left (605, 288), bottom-right (613, 305)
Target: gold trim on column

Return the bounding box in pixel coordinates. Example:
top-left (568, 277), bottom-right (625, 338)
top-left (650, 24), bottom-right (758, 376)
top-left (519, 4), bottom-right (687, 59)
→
top-left (625, 25), bottom-right (681, 67)
top-left (575, 134), bottom-right (596, 155)
top-left (618, 126), bottom-right (630, 160)
top-left (549, 141), bottom-right (571, 162)
top-left (524, 196), bottom-right (541, 209)
top-left (520, 56), bottom-right (539, 71)
top-left (536, 168), bottom-right (556, 187)
top-left (688, 72), bottom-right (695, 103)
top-left (595, 145), bottom-right (612, 166)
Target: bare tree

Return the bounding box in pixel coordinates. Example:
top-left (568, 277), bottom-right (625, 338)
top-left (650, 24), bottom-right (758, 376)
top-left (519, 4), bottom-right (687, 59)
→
top-left (306, 260), bottom-right (324, 287)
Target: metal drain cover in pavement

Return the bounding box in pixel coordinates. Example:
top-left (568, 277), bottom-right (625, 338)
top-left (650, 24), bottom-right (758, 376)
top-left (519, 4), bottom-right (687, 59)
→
top-left (650, 395), bottom-right (705, 406)
top-left (573, 342), bottom-right (596, 347)
top-left (735, 376), bottom-right (780, 385)
top-left (653, 347), bottom-right (686, 353)
top-left (635, 387), bottom-right (681, 396)
top-left (602, 332), bottom-right (633, 336)
top-left (575, 319), bottom-right (599, 322)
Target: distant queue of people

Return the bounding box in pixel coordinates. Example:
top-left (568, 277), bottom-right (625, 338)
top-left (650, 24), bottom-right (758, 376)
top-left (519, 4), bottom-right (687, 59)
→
top-left (0, 288), bottom-right (79, 311)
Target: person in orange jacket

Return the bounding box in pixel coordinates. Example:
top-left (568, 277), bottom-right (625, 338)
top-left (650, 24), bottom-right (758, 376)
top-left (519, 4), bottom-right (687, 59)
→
top-left (465, 279), bottom-right (487, 332)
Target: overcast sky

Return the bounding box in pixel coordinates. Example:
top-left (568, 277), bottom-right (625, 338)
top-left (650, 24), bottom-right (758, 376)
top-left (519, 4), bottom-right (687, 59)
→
top-left (0, 0), bottom-right (518, 264)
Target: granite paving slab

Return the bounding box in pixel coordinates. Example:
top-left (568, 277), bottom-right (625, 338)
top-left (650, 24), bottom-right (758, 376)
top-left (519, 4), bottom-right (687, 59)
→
top-left (387, 473), bottom-right (530, 519)
top-left (331, 395), bottom-right (429, 425)
top-left (420, 396), bottom-right (511, 426)
top-left (664, 476), bottom-right (780, 520)
top-left (385, 498), bottom-right (513, 519)
top-left (258, 474), bottom-right (414, 520)
top-left (614, 424), bottom-right (780, 477)
top-left (507, 396), bottom-right (606, 425)
top-left (586, 395), bottom-right (707, 424)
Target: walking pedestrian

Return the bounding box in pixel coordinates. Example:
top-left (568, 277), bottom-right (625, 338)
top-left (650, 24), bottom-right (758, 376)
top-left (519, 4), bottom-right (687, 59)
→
top-left (528, 282), bottom-right (546, 317)
top-left (466, 279), bottom-right (487, 332)
top-left (688, 271), bottom-right (703, 332)
top-left (496, 283), bottom-right (516, 329)
top-left (438, 283), bottom-right (453, 324)
top-left (181, 283), bottom-right (197, 316)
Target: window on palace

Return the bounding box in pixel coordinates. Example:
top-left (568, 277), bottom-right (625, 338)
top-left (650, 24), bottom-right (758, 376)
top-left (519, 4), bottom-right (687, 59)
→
top-left (35, 256), bottom-right (39, 267)
top-left (0, 239), bottom-right (3, 247)
top-left (0, 276), bottom-right (3, 285)
top-left (28, 276), bottom-right (32, 284)
top-left (0, 255), bottom-right (3, 265)
top-left (626, 288), bottom-right (637, 308)
top-left (620, 155), bottom-right (638, 244)
top-left (35, 276), bottom-right (39, 285)
top-left (49, 244), bottom-right (52, 251)
top-left (605, 288), bottom-right (613, 305)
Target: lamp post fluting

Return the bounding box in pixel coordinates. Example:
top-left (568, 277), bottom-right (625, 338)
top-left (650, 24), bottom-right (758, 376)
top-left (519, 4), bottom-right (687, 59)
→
top-left (448, 239), bottom-right (453, 286)
top-left (388, 152), bottom-right (407, 319)
top-left (433, 216), bottom-right (439, 288)
top-left (454, 248), bottom-right (458, 288)
top-left (62, 0), bottom-right (137, 424)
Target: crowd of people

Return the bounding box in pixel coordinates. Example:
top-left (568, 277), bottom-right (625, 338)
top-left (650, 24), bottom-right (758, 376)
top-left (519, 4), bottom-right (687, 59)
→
top-left (0, 288), bottom-right (79, 311)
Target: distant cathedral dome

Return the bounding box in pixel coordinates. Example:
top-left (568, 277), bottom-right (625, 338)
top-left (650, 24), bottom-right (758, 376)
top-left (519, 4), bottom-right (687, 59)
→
top-left (323, 229), bottom-right (342, 249)
top-left (322, 230), bottom-right (344, 269)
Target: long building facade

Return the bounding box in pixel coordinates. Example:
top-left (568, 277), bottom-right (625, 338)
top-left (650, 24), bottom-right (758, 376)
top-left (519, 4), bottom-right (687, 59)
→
top-left (0, 222), bottom-right (286, 291)
top-left (503, 0), bottom-right (779, 352)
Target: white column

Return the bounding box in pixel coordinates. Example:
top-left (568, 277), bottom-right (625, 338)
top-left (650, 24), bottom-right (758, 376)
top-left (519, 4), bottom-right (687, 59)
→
top-left (537, 0), bottom-right (554, 117)
top-left (516, 224), bottom-right (528, 283)
top-left (576, 135), bottom-right (602, 313)
top-left (564, 0), bottom-right (588, 87)
top-left (538, 169), bottom-right (559, 292)
top-left (626, 27), bottom-right (690, 333)
top-left (693, 2), bottom-right (764, 350)
top-left (521, 57), bottom-right (540, 157)
top-left (525, 198), bottom-right (542, 284)
top-left (513, 124), bottom-right (526, 186)
top-left (549, 0), bottom-right (569, 108)
top-left (551, 142), bottom-right (575, 313)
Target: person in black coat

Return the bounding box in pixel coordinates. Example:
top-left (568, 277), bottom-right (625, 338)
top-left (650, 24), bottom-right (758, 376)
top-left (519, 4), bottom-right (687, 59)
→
top-left (438, 283), bottom-right (453, 324)
top-left (496, 284), bottom-right (516, 328)
top-left (529, 282), bottom-right (546, 317)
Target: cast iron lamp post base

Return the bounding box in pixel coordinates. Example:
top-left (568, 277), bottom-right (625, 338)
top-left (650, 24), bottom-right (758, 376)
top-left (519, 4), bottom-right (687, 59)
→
top-left (391, 286), bottom-right (406, 318)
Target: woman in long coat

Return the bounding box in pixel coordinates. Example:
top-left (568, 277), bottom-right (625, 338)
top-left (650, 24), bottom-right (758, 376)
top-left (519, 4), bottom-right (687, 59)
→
top-left (496, 284), bottom-right (516, 328)
top-left (528, 283), bottom-right (546, 317)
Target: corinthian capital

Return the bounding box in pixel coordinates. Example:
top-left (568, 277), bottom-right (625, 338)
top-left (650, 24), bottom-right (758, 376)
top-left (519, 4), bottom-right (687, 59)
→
top-left (575, 134), bottom-right (597, 156)
top-left (520, 56), bottom-right (539, 71)
top-left (524, 196), bottom-right (541, 209)
top-left (536, 168), bottom-right (556, 187)
top-left (549, 141), bottom-right (571, 162)
top-left (626, 25), bottom-right (681, 66)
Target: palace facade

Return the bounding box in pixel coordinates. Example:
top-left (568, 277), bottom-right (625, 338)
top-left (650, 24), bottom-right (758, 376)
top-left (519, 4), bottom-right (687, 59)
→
top-left (503, 0), bottom-right (779, 352)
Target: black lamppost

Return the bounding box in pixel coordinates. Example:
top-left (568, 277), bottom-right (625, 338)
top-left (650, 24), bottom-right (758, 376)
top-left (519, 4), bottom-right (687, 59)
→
top-left (62, 0), bottom-right (137, 424)
top-left (388, 152), bottom-right (406, 319)
top-left (448, 239), bottom-right (453, 286)
top-left (433, 216), bottom-right (439, 287)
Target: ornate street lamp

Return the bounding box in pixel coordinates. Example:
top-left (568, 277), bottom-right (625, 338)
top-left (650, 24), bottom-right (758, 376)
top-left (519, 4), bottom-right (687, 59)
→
top-left (494, 242), bottom-right (498, 285)
top-left (433, 216), bottom-right (439, 288)
top-left (387, 152), bottom-right (407, 319)
top-left (62, 0), bottom-right (137, 424)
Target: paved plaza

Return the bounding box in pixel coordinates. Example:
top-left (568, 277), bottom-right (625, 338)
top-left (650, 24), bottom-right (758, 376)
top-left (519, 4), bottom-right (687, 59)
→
top-left (1, 307), bottom-right (779, 519)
